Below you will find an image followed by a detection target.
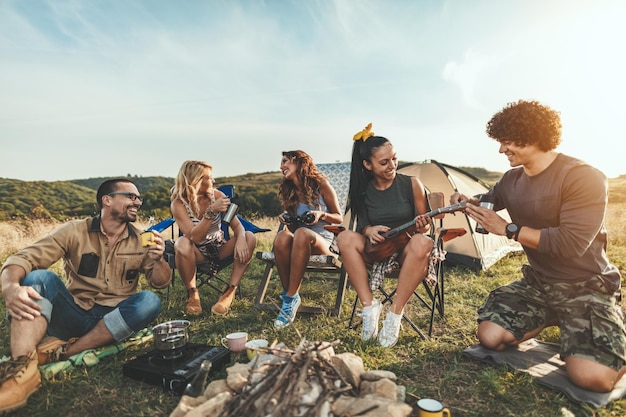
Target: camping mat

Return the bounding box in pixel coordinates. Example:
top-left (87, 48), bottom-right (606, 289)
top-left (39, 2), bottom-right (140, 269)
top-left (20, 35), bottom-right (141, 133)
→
top-left (463, 338), bottom-right (626, 408)
top-left (1, 327), bottom-right (153, 380)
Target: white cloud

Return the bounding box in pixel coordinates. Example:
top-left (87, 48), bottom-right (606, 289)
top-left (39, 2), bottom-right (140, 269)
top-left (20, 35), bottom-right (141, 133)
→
top-left (442, 48), bottom-right (502, 111)
top-left (1, 0), bottom-right (625, 181)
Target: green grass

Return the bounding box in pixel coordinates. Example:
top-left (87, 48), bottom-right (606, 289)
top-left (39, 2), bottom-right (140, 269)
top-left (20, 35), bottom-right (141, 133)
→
top-left (2, 189), bottom-right (626, 416)
top-left (2, 250), bottom-right (624, 417)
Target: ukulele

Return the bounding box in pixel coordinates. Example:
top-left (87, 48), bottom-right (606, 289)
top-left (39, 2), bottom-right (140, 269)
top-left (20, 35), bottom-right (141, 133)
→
top-left (364, 202), bottom-right (467, 262)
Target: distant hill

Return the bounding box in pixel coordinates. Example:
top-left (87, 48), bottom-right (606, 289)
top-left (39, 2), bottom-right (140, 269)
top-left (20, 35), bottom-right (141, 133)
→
top-left (70, 176), bottom-right (175, 193)
top-left (0, 171), bottom-right (285, 221)
top-left (0, 166), bottom-right (501, 221)
top-left (457, 166), bottom-right (502, 185)
top-left (0, 178), bottom-right (97, 221)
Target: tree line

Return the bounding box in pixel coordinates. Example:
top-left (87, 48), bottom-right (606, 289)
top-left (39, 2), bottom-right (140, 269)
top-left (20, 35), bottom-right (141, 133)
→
top-left (0, 172), bottom-right (284, 222)
top-left (0, 165), bottom-right (505, 222)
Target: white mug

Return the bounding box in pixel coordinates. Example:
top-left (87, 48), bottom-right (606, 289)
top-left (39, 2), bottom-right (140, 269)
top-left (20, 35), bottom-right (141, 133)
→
top-left (221, 332), bottom-right (248, 352)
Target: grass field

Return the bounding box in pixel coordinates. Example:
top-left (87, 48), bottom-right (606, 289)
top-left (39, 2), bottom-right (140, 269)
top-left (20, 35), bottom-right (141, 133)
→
top-left (1, 181), bottom-right (625, 417)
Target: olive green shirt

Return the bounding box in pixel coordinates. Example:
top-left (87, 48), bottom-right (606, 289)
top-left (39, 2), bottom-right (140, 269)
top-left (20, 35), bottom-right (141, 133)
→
top-left (2, 215), bottom-right (163, 310)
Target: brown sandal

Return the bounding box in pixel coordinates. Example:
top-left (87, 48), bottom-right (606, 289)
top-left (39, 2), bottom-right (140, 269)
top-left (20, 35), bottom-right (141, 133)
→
top-left (185, 287), bottom-right (202, 315)
top-left (210, 285), bottom-right (237, 316)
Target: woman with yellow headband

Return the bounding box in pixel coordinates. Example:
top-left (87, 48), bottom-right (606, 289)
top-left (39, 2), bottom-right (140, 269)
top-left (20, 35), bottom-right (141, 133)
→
top-left (337, 124), bottom-right (433, 347)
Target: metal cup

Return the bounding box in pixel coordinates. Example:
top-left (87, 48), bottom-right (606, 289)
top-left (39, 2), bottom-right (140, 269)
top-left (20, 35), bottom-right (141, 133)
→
top-left (140, 231), bottom-right (156, 247)
top-left (475, 197), bottom-right (494, 234)
top-left (222, 203), bottom-right (239, 225)
top-left (416, 398), bottom-right (451, 417)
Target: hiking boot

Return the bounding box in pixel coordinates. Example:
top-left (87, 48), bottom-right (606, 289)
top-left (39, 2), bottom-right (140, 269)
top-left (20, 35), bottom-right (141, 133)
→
top-left (36, 336), bottom-right (78, 365)
top-left (359, 299), bottom-right (382, 341)
top-left (378, 310), bottom-right (403, 347)
top-left (211, 285), bottom-right (237, 316)
top-left (186, 287), bottom-right (202, 315)
top-left (273, 293), bottom-right (301, 329)
top-left (0, 350), bottom-right (41, 414)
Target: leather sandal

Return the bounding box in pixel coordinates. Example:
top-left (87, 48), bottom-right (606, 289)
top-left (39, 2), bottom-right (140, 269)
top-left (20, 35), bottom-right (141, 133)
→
top-left (211, 285), bottom-right (237, 316)
top-left (185, 287), bottom-right (202, 315)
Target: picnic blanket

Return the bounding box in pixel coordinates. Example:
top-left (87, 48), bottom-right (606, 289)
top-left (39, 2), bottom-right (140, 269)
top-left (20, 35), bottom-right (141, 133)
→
top-left (463, 338), bottom-right (626, 409)
top-left (1, 327), bottom-right (153, 380)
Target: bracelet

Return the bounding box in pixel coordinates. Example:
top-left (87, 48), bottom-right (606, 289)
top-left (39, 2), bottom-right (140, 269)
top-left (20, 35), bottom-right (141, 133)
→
top-left (204, 206), bottom-right (216, 220)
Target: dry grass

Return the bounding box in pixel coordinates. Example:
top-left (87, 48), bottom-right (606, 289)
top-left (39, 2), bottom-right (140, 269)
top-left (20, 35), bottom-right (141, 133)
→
top-left (0, 186), bottom-right (625, 417)
top-left (0, 219), bottom-right (60, 256)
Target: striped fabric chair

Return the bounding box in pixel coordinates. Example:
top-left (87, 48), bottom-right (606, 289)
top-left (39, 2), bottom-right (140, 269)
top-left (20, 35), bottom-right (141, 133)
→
top-left (253, 162), bottom-right (352, 317)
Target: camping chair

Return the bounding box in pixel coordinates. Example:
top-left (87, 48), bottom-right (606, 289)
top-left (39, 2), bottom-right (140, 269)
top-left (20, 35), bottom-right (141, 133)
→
top-left (347, 192), bottom-right (466, 340)
top-left (161, 185), bottom-right (270, 302)
top-left (254, 162), bottom-right (352, 317)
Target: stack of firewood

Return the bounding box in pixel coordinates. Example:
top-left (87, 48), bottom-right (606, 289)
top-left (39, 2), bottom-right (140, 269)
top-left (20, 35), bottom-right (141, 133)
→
top-left (170, 339), bottom-right (413, 417)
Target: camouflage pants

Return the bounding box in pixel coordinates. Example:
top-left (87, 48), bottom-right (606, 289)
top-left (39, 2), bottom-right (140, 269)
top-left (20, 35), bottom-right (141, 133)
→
top-left (478, 264), bottom-right (626, 370)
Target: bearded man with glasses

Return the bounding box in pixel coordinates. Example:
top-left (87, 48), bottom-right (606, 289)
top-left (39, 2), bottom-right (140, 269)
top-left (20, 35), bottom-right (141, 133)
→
top-left (0, 178), bottom-right (172, 413)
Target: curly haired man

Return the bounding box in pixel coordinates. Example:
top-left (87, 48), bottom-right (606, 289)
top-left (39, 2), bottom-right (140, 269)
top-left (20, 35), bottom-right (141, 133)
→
top-left (451, 99), bottom-right (626, 392)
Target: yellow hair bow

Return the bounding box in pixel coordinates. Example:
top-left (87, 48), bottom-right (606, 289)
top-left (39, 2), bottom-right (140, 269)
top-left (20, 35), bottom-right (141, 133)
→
top-left (353, 123), bottom-right (374, 141)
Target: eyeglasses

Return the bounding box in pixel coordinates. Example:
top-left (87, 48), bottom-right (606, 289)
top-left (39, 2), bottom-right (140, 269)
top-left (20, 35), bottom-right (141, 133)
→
top-left (107, 192), bottom-right (144, 203)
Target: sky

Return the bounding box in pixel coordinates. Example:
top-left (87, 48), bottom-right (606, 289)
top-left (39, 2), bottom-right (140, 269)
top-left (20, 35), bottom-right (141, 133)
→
top-left (1, 0), bottom-right (625, 182)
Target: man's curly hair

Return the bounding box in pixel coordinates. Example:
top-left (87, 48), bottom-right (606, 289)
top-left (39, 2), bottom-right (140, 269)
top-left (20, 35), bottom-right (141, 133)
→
top-left (486, 100), bottom-right (562, 151)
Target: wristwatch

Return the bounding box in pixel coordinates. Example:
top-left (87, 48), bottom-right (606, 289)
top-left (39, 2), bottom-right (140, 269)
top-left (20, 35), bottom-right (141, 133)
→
top-left (505, 223), bottom-right (521, 241)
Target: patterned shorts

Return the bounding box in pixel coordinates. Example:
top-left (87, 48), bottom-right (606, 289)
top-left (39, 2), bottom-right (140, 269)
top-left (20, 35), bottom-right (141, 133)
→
top-left (478, 264), bottom-right (626, 370)
top-left (368, 236), bottom-right (442, 292)
top-left (196, 239), bottom-right (225, 278)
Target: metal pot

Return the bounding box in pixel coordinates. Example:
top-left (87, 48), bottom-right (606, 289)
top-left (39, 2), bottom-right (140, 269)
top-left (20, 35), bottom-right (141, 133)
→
top-left (152, 320), bottom-right (190, 352)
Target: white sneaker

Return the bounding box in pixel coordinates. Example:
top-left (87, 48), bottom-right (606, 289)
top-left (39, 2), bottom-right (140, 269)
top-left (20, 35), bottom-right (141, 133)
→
top-left (378, 310), bottom-right (402, 347)
top-left (359, 300), bottom-right (382, 341)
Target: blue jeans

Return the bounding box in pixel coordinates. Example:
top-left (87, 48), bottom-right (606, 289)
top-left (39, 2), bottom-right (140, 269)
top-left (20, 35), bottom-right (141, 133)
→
top-left (23, 270), bottom-right (162, 343)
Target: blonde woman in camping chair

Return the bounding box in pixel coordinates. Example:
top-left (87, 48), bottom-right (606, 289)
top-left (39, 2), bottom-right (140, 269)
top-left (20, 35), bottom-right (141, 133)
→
top-left (336, 124), bottom-right (436, 348)
top-left (170, 160), bottom-right (257, 315)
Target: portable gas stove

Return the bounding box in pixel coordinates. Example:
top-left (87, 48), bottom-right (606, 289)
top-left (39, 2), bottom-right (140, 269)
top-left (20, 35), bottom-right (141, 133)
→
top-left (123, 344), bottom-right (230, 394)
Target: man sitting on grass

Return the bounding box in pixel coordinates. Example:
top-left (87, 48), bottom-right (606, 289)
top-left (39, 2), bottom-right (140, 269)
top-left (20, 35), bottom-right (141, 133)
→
top-left (0, 178), bottom-right (171, 413)
top-left (451, 100), bottom-right (626, 393)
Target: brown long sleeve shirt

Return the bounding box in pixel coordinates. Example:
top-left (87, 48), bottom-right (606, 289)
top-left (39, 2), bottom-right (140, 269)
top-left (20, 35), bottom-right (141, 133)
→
top-left (2, 215), bottom-right (164, 310)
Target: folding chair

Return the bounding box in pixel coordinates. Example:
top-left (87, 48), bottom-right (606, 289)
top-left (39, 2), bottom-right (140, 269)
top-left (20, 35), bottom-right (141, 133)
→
top-left (347, 192), bottom-right (466, 340)
top-left (254, 162), bottom-right (352, 317)
top-left (162, 185), bottom-right (270, 302)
